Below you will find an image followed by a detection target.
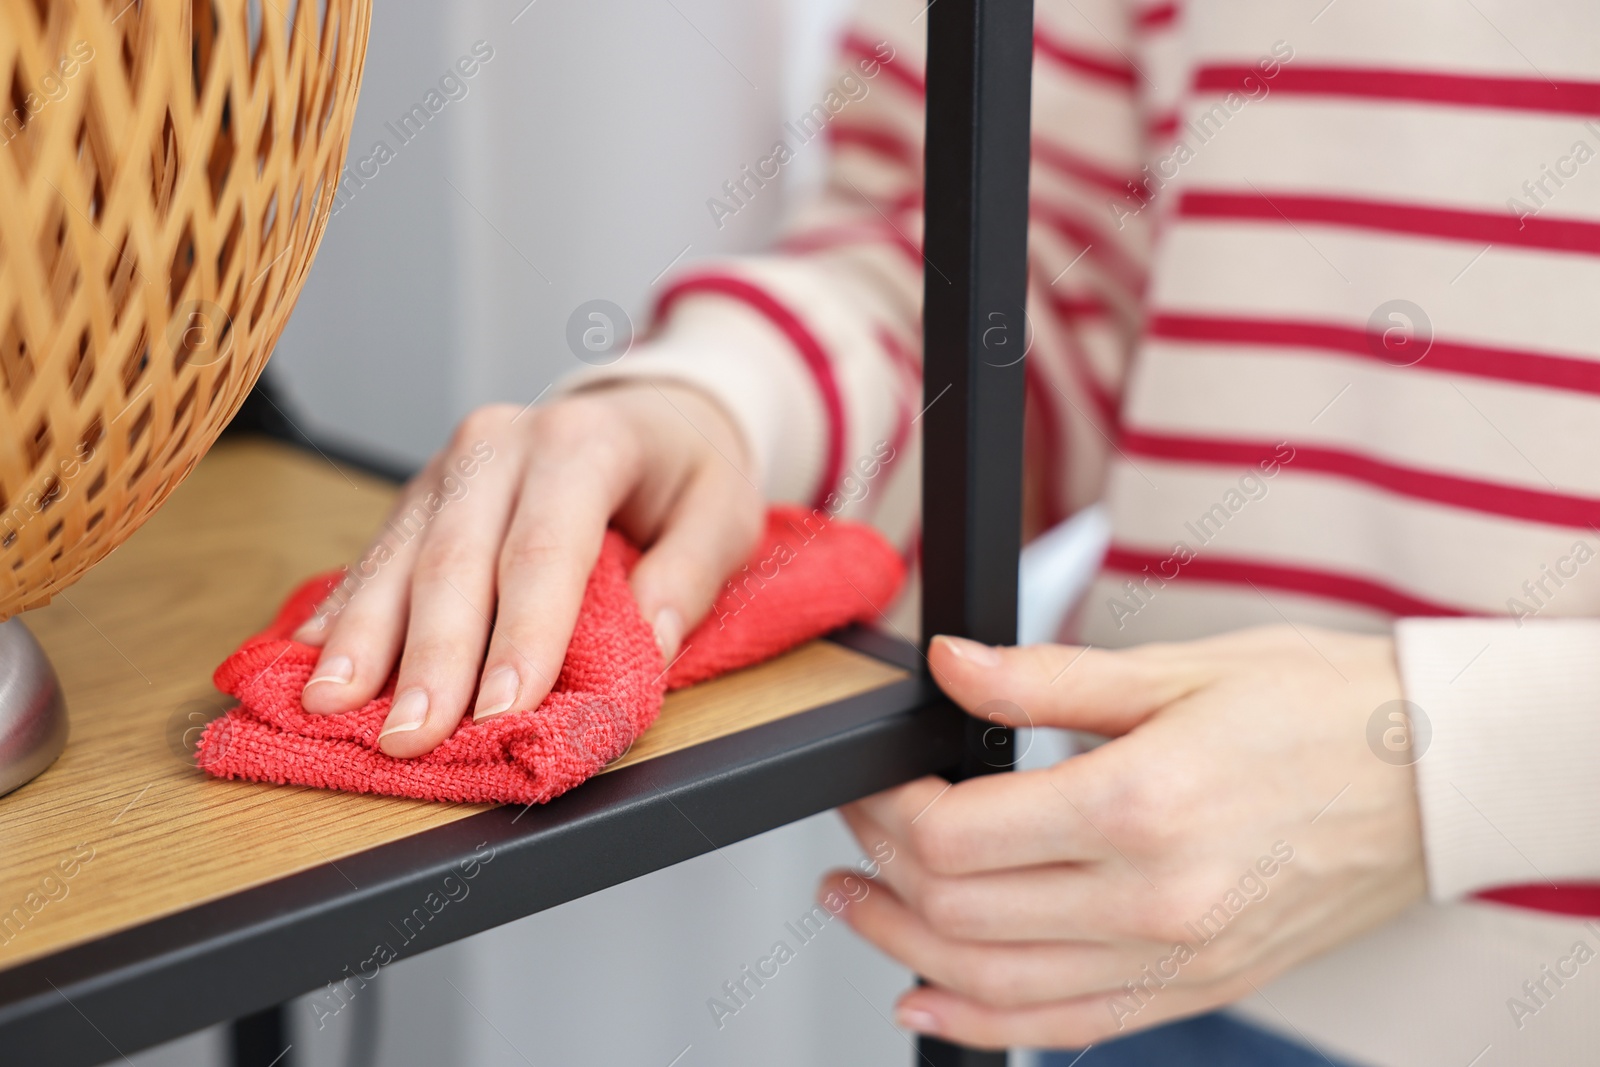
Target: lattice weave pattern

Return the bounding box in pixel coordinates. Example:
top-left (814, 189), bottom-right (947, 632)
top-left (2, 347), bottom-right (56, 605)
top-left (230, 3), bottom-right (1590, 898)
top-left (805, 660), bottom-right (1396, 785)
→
top-left (0, 0), bottom-right (370, 619)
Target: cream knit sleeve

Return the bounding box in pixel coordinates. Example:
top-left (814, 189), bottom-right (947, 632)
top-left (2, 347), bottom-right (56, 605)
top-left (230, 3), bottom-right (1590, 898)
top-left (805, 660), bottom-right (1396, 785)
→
top-left (1395, 617), bottom-right (1600, 900)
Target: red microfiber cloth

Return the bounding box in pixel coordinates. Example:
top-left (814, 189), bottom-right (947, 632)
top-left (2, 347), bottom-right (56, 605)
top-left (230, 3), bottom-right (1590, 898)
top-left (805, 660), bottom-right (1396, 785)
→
top-left (197, 506), bottom-right (904, 805)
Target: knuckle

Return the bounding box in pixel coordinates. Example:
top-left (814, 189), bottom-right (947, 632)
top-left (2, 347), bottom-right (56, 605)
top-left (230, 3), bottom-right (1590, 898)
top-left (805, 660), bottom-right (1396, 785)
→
top-left (919, 878), bottom-right (981, 939)
top-left (531, 396), bottom-right (606, 450)
top-left (452, 403), bottom-right (518, 447)
top-left (964, 955), bottom-right (1028, 1008)
top-left (393, 644), bottom-right (451, 687)
top-left (907, 816), bottom-right (962, 875)
top-left (319, 585), bottom-right (385, 631)
top-left (411, 540), bottom-right (481, 585)
top-left (1135, 892), bottom-right (1202, 946)
top-left (529, 399), bottom-right (639, 483)
top-left (497, 528), bottom-right (574, 580)
top-left (1099, 776), bottom-right (1181, 851)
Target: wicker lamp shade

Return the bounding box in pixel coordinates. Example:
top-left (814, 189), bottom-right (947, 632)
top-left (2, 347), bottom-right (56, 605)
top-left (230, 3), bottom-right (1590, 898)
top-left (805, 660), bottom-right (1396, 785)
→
top-left (0, 0), bottom-right (370, 621)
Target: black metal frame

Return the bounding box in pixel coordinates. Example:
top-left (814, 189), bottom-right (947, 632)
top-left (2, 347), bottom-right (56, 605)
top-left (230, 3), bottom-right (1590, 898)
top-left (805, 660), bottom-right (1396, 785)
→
top-left (0, 0), bottom-right (1037, 1060)
top-left (920, 0), bottom-right (1035, 1062)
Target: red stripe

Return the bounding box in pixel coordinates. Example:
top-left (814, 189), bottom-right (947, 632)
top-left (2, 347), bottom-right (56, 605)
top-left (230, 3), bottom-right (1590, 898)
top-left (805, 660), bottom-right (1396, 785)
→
top-left (886, 187), bottom-right (924, 216)
top-left (1148, 111), bottom-right (1181, 142)
top-left (1031, 200), bottom-right (1147, 296)
top-left (1149, 313), bottom-right (1600, 398)
top-left (1135, 3), bottom-right (1178, 30)
top-left (1195, 64), bottom-right (1600, 117)
top-left (1032, 138), bottom-right (1143, 197)
top-left (1059, 331), bottom-right (1119, 425)
top-left (877, 323), bottom-right (923, 496)
top-left (1034, 29), bottom-right (1138, 88)
top-left (901, 522), bottom-right (922, 577)
top-left (1025, 360), bottom-right (1067, 527)
top-left (866, 326), bottom-right (919, 524)
top-left (884, 393), bottom-right (914, 468)
top-left (781, 221), bottom-right (923, 269)
top-left (1049, 292), bottom-right (1114, 321)
top-left (1477, 884), bottom-right (1600, 917)
top-left (1180, 190), bottom-right (1600, 256)
top-left (841, 31), bottom-right (924, 98)
top-left (1103, 545), bottom-right (1466, 617)
top-left (1121, 430), bottom-right (1600, 531)
top-left (829, 122), bottom-right (918, 169)
top-left (655, 276), bottom-right (846, 510)
top-left (1030, 254), bottom-right (1121, 426)
top-left (876, 324), bottom-right (923, 387)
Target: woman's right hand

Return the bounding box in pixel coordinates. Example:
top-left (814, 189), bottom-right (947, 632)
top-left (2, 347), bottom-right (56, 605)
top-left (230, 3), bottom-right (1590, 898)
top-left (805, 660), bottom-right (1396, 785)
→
top-left (291, 381), bottom-right (765, 758)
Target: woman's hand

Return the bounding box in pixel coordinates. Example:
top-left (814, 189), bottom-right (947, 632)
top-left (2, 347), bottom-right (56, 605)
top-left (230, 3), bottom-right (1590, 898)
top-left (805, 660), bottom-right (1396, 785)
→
top-left (826, 626), bottom-right (1426, 1049)
top-left (293, 382), bottom-right (764, 757)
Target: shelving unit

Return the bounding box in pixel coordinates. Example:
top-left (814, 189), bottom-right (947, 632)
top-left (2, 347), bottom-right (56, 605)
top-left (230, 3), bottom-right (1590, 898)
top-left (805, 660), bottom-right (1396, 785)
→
top-left (0, 2), bottom-right (1036, 1062)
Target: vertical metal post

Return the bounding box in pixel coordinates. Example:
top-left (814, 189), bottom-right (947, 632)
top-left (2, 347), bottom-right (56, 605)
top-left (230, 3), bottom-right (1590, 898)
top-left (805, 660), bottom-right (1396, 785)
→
top-left (231, 1004), bottom-right (292, 1067)
top-left (922, 0), bottom-right (1035, 659)
top-left (920, 0), bottom-right (1034, 1063)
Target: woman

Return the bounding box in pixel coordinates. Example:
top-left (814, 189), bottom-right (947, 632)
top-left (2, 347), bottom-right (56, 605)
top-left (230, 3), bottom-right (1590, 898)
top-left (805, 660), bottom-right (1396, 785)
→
top-left (292, 1), bottom-right (1600, 1062)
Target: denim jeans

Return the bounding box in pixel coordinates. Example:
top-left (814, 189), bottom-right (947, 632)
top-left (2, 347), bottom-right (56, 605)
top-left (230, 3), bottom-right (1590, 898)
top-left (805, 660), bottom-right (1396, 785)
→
top-left (1036, 1012), bottom-right (1356, 1067)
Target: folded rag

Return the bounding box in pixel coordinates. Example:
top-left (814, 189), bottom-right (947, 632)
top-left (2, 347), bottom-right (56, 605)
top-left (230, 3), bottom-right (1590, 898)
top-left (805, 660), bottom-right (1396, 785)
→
top-left (197, 506), bottom-right (905, 804)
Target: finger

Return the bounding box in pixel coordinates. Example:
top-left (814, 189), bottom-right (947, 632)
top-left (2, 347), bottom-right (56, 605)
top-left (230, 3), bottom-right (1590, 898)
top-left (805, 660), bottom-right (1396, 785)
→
top-left (851, 795), bottom-right (1144, 942)
top-left (896, 975), bottom-right (1238, 1051)
top-left (902, 860), bottom-right (1160, 943)
top-left (851, 790), bottom-right (1139, 940)
top-left (379, 422), bottom-right (521, 756)
top-left (299, 466), bottom-right (439, 714)
top-left (847, 778), bottom-right (977, 895)
top-left (821, 870), bottom-right (1138, 1007)
top-left (854, 771), bottom-right (1110, 874)
top-left (928, 636), bottom-right (1211, 736)
top-left (290, 600), bottom-right (335, 647)
top-left (845, 796), bottom-right (1156, 942)
top-left (626, 465), bottom-right (762, 660)
top-left (838, 802), bottom-right (924, 905)
top-left (468, 410), bottom-right (636, 724)
top-left (838, 801), bottom-right (900, 859)
top-left (848, 776), bottom-right (954, 841)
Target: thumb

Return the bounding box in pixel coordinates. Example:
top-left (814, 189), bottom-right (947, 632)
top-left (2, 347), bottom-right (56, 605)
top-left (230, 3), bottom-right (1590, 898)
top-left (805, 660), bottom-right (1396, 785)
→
top-left (927, 635), bottom-right (1210, 736)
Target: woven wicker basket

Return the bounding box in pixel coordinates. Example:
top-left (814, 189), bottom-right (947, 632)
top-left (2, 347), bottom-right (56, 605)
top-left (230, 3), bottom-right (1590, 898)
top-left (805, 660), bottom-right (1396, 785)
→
top-left (0, 0), bottom-right (370, 620)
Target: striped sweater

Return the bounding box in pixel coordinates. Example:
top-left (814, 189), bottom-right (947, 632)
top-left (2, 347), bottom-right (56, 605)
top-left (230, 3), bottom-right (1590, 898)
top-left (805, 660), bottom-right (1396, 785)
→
top-left (564, 1), bottom-right (1600, 1061)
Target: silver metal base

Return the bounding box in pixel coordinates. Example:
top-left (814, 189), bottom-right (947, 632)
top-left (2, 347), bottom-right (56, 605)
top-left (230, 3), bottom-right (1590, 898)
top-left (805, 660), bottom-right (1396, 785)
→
top-left (0, 617), bottom-right (68, 798)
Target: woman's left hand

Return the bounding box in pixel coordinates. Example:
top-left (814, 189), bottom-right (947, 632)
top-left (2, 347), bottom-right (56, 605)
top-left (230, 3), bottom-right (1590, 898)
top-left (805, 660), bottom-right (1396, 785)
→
top-left (824, 626), bottom-right (1426, 1050)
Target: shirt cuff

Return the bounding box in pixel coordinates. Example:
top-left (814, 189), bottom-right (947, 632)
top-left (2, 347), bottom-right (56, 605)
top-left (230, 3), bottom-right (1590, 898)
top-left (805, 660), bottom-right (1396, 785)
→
top-left (1395, 617), bottom-right (1600, 901)
top-left (553, 293), bottom-right (826, 503)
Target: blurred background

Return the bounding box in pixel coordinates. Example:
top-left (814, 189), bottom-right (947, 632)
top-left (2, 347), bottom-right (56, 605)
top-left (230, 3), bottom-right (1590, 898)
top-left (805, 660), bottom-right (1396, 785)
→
top-left (125, 0), bottom-right (974, 1063)
top-left (270, 0), bottom-right (850, 470)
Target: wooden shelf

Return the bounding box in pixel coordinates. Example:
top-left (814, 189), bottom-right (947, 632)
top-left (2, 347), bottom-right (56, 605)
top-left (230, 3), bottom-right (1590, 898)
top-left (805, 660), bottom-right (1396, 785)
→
top-left (0, 438), bottom-right (905, 974)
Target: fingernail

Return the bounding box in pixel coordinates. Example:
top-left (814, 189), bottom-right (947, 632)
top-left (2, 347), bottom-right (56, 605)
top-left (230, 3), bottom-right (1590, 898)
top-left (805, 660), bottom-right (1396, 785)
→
top-left (305, 654), bottom-right (354, 688)
top-left (292, 613), bottom-right (329, 642)
top-left (937, 635), bottom-right (1001, 667)
top-left (653, 607), bottom-right (683, 661)
top-left (380, 689), bottom-right (429, 740)
top-left (473, 667), bottom-right (520, 722)
top-left (896, 1007), bottom-right (940, 1034)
